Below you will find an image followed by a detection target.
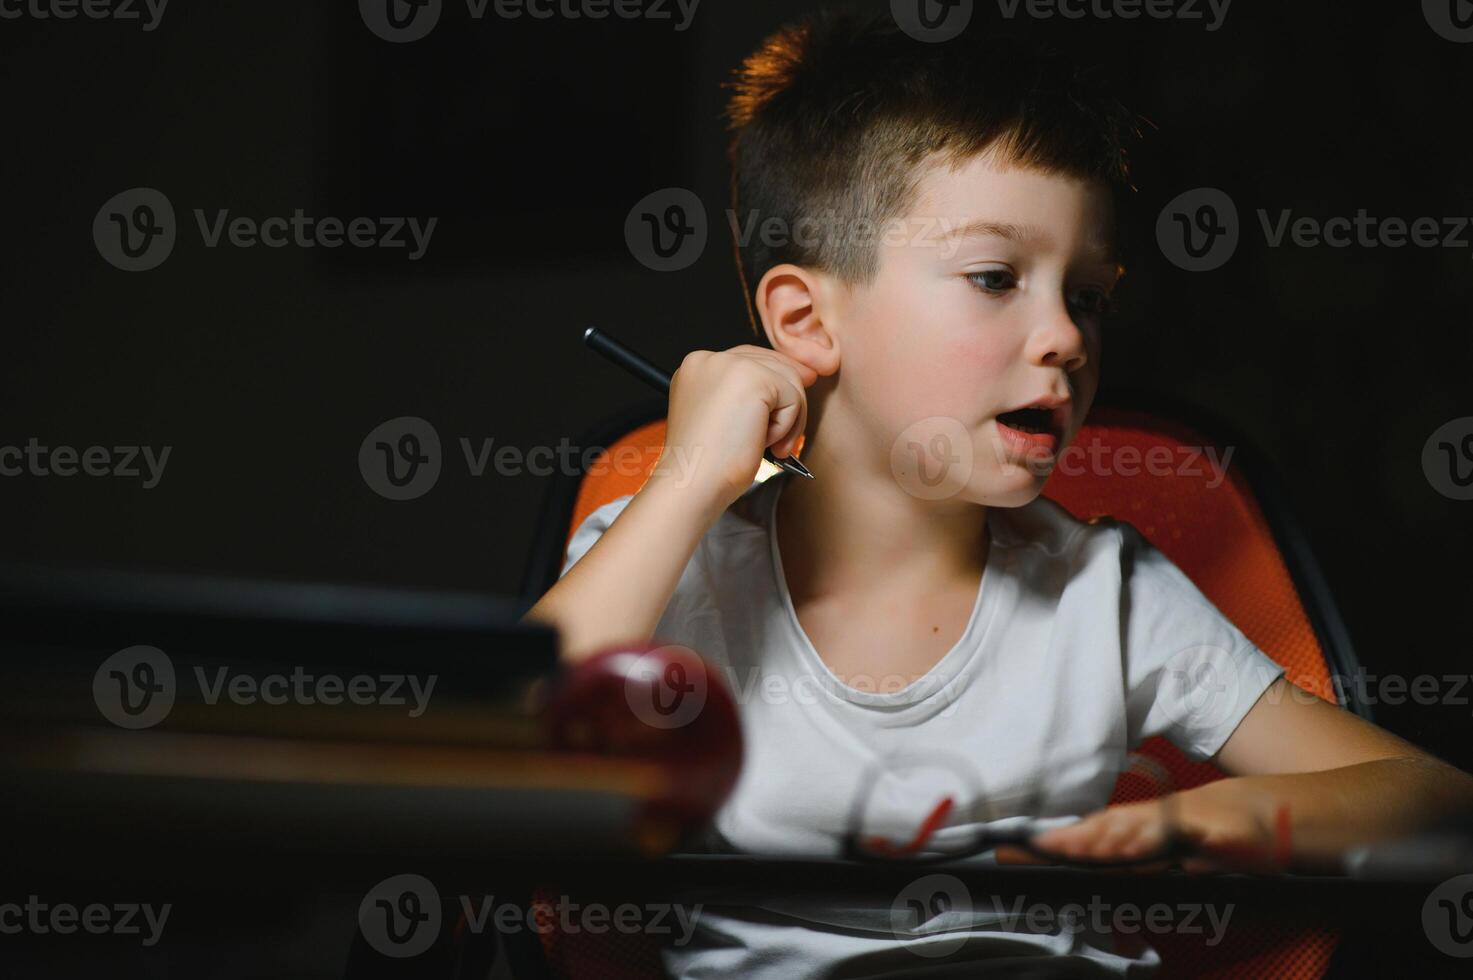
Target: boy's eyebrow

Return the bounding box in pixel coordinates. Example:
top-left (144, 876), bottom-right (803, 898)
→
top-left (943, 218), bottom-right (1120, 269)
top-left (943, 218), bottom-right (1049, 244)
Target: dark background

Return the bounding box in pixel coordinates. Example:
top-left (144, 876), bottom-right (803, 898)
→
top-left (2, 0), bottom-right (1470, 780)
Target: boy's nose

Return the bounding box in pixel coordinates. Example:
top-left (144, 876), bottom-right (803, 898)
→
top-left (1030, 306), bottom-right (1090, 374)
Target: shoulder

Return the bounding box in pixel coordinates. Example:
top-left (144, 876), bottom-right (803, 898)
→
top-left (991, 499), bottom-right (1199, 613)
top-left (560, 477), bottom-right (775, 576)
top-left (990, 494), bottom-right (1135, 567)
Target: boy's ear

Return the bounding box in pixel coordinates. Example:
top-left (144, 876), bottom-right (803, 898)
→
top-left (754, 263), bottom-right (841, 377)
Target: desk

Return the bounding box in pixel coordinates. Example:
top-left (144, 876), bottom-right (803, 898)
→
top-left (4, 735), bottom-right (1470, 979)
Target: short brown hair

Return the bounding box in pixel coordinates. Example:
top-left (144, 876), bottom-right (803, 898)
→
top-left (725, 9), bottom-right (1141, 334)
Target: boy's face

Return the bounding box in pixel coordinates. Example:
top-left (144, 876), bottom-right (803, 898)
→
top-left (826, 146), bottom-right (1118, 507)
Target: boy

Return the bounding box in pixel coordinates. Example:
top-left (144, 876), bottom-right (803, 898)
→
top-left (526, 9), bottom-right (1473, 975)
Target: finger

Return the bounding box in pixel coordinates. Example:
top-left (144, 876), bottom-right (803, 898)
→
top-left (1036, 808), bottom-right (1155, 863)
top-left (765, 402), bottom-right (801, 451)
top-left (745, 345), bottom-right (820, 388)
top-left (778, 384), bottom-right (808, 459)
top-left (1030, 820), bottom-right (1096, 855)
top-left (1033, 808), bottom-right (1124, 851)
top-left (735, 345), bottom-right (820, 391)
top-left (790, 359), bottom-right (821, 387)
top-left (1112, 823), bottom-right (1173, 871)
top-left (765, 377), bottom-right (808, 458)
top-left (1084, 815), bottom-right (1154, 861)
top-left (724, 351), bottom-right (807, 445)
top-left (1116, 810), bottom-right (1170, 854)
top-left (716, 352), bottom-right (801, 455)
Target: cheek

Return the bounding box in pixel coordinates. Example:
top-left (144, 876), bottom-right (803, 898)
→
top-left (938, 330), bottom-right (1012, 402)
top-left (850, 295), bottom-right (1014, 426)
top-left (891, 323), bottom-right (1013, 426)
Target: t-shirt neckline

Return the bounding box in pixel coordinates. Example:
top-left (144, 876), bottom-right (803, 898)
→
top-left (762, 473), bottom-right (1010, 708)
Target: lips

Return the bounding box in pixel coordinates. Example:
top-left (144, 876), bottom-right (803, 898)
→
top-left (995, 396), bottom-right (1071, 459)
top-left (996, 418), bottom-right (1060, 457)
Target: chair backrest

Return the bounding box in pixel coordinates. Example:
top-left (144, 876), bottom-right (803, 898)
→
top-left (1040, 406), bottom-right (1342, 979)
top-left (539, 404), bottom-right (1348, 979)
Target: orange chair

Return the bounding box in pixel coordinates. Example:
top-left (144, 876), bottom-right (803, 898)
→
top-left (520, 396), bottom-right (1369, 980)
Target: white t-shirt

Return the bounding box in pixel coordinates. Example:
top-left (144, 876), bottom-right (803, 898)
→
top-left (558, 472), bottom-right (1285, 978)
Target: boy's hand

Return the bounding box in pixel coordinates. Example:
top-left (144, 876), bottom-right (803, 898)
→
top-left (997, 783), bottom-right (1289, 874)
top-left (654, 345), bottom-right (819, 514)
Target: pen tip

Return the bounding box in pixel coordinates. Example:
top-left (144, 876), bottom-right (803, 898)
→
top-left (786, 458), bottom-right (815, 479)
top-left (583, 326), bottom-right (596, 342)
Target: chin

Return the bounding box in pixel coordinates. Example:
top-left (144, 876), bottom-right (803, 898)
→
top-left (962, 462), bottom-right (1054, 507)
top-left (967, 482), bottom-right (1046, 508)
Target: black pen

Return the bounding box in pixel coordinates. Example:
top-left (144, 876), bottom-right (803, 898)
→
top-left (582, 327), bottom-right (814, 480)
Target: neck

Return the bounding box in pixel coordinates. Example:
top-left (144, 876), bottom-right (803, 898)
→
top-left (774, 398), bottom-right (990, 604)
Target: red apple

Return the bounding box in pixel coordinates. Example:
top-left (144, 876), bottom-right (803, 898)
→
top-left (542, 643), bottom-right (743, 827)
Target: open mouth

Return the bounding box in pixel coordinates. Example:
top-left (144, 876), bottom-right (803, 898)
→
top-left (997, 406), bottom-right (1055, 435)
top-left (995, 406), bottom-right (1062, 458)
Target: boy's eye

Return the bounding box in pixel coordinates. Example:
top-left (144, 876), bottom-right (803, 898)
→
top-left (966, 269), bottom-right (1016, 293)
top-left (1069, 288), bottom-right (1115, 318)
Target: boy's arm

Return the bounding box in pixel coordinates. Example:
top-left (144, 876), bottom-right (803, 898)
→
top-left (1031, 676), bottom-right (1473, 872)
top-left (521, 471), bottom-right (724, 665)
top-left (522, 345), bottom-right (818, 665)
top-left (1176, 676), bottom-right (1473, 870)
